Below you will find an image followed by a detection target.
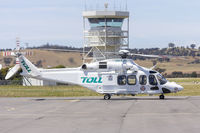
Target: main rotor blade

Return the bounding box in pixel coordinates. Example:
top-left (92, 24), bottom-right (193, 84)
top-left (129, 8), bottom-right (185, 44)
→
top-left (41, 48), bottom-right (88, 53)
top-left (131, 53), bottom-right (162, 58)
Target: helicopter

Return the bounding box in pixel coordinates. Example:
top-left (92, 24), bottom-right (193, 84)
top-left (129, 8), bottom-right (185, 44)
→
top-left (5, 46), bottom-right (184, 100)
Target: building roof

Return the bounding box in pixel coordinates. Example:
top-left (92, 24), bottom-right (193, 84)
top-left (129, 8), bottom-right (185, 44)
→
top-left (83, 11), bottom-right (129, 18)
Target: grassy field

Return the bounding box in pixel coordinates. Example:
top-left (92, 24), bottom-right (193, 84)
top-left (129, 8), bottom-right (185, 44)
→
top-left (135, 57), bottom-right (200, 74)
top-left (166, 78), bottom-right (200, 96)
top-left (0, 85), bottom-right (100, 97)
top-left (1, 49), bottom-right (200, 74)
top-left (0, 78), bottom-right (199, 97)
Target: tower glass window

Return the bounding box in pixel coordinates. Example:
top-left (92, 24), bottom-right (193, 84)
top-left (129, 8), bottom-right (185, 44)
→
top-left (88, 18), bottom-right (124, 27)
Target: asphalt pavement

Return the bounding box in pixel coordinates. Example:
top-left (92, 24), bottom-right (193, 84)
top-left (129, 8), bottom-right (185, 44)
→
top-left (0, 96), bottom-right (200, 133)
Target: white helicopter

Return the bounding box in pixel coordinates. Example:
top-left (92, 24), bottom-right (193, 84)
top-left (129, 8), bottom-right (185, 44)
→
top-left (5, 46), bottom-right (183, 100)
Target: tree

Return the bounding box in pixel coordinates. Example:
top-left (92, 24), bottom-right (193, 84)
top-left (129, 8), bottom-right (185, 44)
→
top-left (168, 43), bottom-right (175, 48)
top-left (0, 67), bottom-right (22, 80)
top-left (50, 65), bottom-right (66, 69)
top-left (172, 71), bottom-right (183, 78)
top-left (190, 44), bottom-right (196, 49)
top-left (191, 72), bottom-right (197, 78)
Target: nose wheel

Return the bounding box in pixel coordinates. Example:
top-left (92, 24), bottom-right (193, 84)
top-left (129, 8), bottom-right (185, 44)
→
top-left (159, 94), bottom-right (165, 99)
top-left (104, 94), bottom-right (111, 100)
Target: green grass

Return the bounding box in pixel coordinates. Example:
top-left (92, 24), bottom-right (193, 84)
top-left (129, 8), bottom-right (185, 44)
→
top-left (168, 78), bottom-right (200, 83)
top-left (167, 84), bottom-right (200, 96)
top-left (0, 78), bottom-right (200, 97)
top-left (0, 85), bottom-right (100, 97)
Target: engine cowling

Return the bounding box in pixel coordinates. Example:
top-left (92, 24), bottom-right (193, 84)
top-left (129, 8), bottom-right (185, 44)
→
top-left (81, 63), bottom-right (99, 70)
top-left (81, 59), bottom-right (138, 72)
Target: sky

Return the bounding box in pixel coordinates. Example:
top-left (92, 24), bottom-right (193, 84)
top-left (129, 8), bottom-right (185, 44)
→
top-left (0, 0), bottom-right (200, 49)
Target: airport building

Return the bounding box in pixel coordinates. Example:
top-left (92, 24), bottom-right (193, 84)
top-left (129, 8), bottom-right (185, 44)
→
top-left (23, 77), bottom-right (57, 86)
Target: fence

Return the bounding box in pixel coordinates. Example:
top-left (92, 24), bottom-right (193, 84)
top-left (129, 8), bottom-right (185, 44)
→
top-left (0, 80), bottom-right (22, 85)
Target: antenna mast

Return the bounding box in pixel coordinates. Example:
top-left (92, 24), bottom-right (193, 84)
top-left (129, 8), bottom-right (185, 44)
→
top-left (16, 37), bottom-right (20, 51)
top-left (113, 0), bottom-right (116, 10)
top-left (84, 0), bottom-right (87, 11)
top-left (125, 0), bottom-right (128, 11)
top-left (104, 3), bottom-right (108, 11)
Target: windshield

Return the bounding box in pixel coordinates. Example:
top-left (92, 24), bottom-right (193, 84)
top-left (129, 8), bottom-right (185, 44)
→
top-left (156, 74), bottom-right (167, 85)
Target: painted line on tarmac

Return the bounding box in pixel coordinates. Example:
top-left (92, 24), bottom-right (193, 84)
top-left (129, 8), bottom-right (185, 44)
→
top-left (65, 99), bottom-right (80, 102)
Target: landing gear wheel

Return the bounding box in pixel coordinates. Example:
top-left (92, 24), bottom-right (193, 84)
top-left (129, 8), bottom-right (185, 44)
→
top-left (104, 94), bottom-right (111, 100)
top-left (159, 94), bottom-right (165, 99)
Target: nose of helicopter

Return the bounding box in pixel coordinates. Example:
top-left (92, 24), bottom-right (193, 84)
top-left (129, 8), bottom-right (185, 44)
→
top-left (174, 83), bottom-right (184, 92)
top-left (178, 85), bottom-right (184, 91)
top-left (165, 82), bottom-right (184, 92)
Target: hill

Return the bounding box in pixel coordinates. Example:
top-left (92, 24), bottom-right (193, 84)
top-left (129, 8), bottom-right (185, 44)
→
top-left (0, 49), bottom-right (83, 68)
top-left (0, 49), bottom-right (200, 77)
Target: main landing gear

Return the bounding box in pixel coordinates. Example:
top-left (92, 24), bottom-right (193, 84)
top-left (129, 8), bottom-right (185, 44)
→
top-left (104, 94), bottom-right (111, 100)
top-left (159, 94), bottom-right (165, 99)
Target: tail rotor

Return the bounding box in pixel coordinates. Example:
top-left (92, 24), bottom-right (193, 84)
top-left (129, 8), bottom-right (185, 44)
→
top-left (2, 38), bottom-right (34, 80)
top-left (5, 58), bottom-right (21, 80)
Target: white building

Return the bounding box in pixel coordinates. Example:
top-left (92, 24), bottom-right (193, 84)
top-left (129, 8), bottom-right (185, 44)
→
top-left (23, 77), bottom-right (57, 86)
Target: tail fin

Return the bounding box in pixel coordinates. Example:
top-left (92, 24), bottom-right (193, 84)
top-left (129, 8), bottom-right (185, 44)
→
top-left (19, 55), bottom-right (41, 77)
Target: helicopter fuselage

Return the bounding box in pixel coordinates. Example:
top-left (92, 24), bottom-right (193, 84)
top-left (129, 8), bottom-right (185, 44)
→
top-left (21, 58), bottom-right (183, 99)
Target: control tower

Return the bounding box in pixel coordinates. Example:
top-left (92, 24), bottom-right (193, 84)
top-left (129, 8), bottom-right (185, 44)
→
top-left (83, 3), bottom-right (129, 62)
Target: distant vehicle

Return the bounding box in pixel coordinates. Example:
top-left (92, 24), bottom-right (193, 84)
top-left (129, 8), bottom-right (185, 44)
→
top-left (6, 49), bottom-right (183, 100)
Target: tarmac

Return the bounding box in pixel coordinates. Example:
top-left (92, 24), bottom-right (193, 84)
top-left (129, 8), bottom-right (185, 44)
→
top-left (0, 96), bottom-right (200, 133)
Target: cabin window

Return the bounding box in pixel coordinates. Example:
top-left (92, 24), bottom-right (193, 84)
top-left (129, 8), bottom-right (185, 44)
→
top-left (127, 75), bottom-right (137, 85)
top-left (99, 62), bottom-right (107, 69)
top-left (149, 75), bottom-right (158, 85)
top-left (118, 75), bottom-right (126, 85)
top-left (139, 75), bottom-right (147, 85)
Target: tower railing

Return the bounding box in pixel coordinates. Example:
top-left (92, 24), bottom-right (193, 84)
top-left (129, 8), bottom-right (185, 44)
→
top-left (84, 30), bottom-right (128, 47)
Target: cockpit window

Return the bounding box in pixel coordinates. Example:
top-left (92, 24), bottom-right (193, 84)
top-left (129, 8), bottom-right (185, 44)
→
top-left (118, 75), bottom-right (126, 85)
top-left (149, 75), bottom-right (158, 85)
top-left (156, 74), bottom-right (167, 85)
top-left (139, 75), bottom-right (147, 85)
